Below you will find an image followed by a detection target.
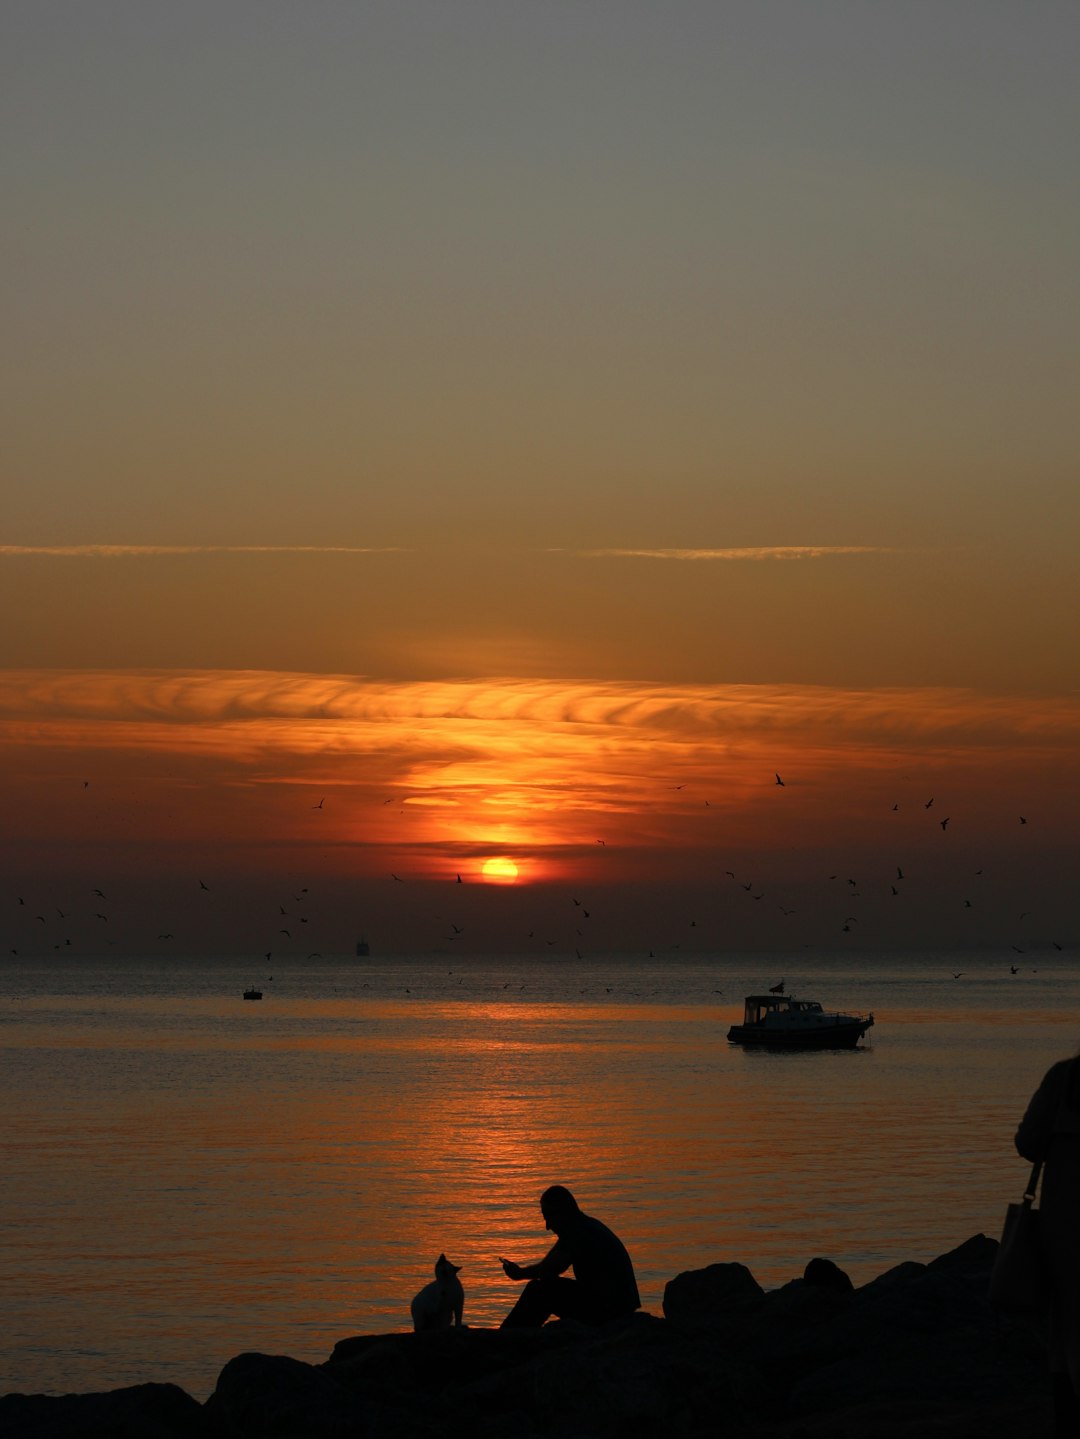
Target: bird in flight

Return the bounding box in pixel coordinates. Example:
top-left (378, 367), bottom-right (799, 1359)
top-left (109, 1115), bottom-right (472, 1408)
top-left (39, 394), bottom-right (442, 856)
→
top-left (925, 798), bottom-right (934, 809)
top-left (199, 879), bottom-right (210, 890)
top-left (312, 797), bottom-right (325, 810)
top-left (391, 873), bottom-right (404, 882)
top-left (775, 773), bottom-right (785, 786)
top-left (92, 889), bottom-right (106, 899)
top-left (940, 818), bottom-right (950, 830)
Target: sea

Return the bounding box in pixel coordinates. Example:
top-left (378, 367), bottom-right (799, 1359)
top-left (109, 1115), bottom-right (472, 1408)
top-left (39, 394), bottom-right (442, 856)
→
top-left (2, 948), bottom-right (1076, 1401)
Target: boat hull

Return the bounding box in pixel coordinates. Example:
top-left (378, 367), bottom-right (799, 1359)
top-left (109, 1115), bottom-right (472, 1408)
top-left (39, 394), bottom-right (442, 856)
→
top-left (727, 1019), bottom-right (872, 1049)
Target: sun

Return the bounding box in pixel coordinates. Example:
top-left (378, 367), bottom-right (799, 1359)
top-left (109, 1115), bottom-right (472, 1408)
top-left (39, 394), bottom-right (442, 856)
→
top-left (481, 856), bottom-right (519, 884)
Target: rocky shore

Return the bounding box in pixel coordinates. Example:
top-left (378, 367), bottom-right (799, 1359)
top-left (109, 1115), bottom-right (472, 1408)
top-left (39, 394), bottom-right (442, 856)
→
top-left (2, 1234), bottom-right (1053, 1438)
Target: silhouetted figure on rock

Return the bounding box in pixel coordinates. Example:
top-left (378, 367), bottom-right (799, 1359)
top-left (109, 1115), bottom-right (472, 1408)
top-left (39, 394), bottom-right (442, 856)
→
top-left (1017, 1051), bottom-right (1080, 1438)
top-left (499, 1185), bottom-right (640, 1328)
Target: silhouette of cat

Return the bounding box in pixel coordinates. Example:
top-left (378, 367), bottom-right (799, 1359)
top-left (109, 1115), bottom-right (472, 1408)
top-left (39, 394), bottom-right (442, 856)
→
top-left (410, 1253), bottom-right (464, 1331)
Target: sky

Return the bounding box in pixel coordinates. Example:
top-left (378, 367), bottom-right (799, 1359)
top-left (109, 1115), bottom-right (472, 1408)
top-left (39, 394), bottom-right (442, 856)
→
top-left (2, 1), bottom-right (1078, 957)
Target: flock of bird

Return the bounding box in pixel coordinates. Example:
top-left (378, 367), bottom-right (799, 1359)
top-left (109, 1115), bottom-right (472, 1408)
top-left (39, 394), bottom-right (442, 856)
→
top-left (373, 775), bottom-right (1067, 972)
top-left (5, 769), bottom-right (1071, 976)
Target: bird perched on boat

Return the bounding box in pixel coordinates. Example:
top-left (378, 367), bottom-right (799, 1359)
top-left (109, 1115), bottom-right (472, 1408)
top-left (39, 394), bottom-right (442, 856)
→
top-left (769, 980), bottom-right (785, 994)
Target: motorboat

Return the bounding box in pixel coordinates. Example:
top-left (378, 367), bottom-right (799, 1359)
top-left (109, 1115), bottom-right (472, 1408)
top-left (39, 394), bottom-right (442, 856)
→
top-left (727, 992), bottom-right (873, 1049)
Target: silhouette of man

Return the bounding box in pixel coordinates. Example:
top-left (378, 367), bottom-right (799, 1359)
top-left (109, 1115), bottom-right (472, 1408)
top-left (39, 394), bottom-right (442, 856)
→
top-left (499, 1185), bottom-right (640, 1328)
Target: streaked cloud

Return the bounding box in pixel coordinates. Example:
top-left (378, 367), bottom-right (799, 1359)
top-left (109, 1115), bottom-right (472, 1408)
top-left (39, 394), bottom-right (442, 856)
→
top-left (2, 669), bottom-right (1077, 744)
top-left (1, 668), bottom-right (1075, 888)
top-left (0, 545), bottom-right (408, 558)
top-left (562, 546), bottom-right (907, 561)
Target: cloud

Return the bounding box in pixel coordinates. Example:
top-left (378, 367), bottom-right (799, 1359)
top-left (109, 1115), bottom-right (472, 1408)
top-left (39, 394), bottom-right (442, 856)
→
top-left (2, 669), bottom-right (1077, 753)
top-left (561, 546), bottom-right (906, 561)
top-left (0, 545), bottom-right (407, 558)
top-left (2, 670), bottom-right (1076, 878)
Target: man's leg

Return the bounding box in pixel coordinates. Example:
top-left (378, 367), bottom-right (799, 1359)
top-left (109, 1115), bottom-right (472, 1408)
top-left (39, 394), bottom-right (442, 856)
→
top-left (501, 1277), bottom-right (588, 1329)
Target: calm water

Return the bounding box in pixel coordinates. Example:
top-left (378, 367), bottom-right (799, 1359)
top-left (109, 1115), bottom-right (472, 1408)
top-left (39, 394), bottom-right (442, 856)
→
top-left (2, 949), bottom-right (1076, 1400)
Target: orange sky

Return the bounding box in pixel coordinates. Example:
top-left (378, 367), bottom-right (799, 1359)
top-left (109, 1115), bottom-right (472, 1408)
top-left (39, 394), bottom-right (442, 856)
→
top-left (3, 6), bottom-right (1078, 955)
top-left (3, 666), bottom-right (1076, 956)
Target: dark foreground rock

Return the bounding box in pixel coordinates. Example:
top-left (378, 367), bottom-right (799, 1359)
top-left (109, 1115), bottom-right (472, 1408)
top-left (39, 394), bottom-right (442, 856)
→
top-left (0, 1381), bottom-right (205, 1438)
top-left (1, 1235), bottom-right (1054, 1438)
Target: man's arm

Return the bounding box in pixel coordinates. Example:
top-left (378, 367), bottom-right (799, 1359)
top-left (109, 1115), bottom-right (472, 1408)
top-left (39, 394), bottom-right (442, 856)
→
top-left (500, 1241), bottom-right (569, 1282)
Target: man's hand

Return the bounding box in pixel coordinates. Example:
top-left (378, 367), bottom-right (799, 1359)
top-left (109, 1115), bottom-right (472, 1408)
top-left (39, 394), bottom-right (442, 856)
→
top-left (500, 1257), bottom-right (526, 1281)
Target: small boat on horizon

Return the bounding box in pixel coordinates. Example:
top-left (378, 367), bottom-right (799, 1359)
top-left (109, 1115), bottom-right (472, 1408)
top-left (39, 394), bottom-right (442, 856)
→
top-left (243, 987), bottom-right (263, 1001)
top-left (727, 992), bottom-right (874, 1049)
top-left (355, 936), bottom-right (370, 957)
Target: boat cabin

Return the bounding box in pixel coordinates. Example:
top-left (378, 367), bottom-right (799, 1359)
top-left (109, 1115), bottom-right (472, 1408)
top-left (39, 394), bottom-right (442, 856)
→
top-left (740, 994), bottom-right (826, 1025)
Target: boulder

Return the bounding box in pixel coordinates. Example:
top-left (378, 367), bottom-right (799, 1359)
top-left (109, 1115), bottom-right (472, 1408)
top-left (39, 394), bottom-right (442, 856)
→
top-left (0, 1382), bottom-right (205, 1439)
top-left (803, 1256), bottom-right (854, 1292)
top-left (203, 1352), bottom-right (365, 1438)
top-left (662, 1260), bottom-right (764, 1327)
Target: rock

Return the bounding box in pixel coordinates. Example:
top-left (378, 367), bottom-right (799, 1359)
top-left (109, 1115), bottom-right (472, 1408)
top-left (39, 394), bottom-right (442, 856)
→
top-left (662, 1260), bottom-right (764, 1327)
top-left (2, 1238), bottom-right (1053, 1439)
top-left (927, 1232), bottom-right (998, 1272)
top-left (803, 1256), bottom-right (854, 1292)
top-left (0, 1382), bottom-right (205, 1439)
top-left (203, 1352), bottom-right (366, 1438)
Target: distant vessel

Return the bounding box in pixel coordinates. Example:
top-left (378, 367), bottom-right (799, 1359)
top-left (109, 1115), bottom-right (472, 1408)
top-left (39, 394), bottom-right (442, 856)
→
top-left (355, 937), bottom-right (370, 957)
top-left (243, 987), bottom-right (263, 1001)
top-left (727, 992), bottom-right (874, 1049)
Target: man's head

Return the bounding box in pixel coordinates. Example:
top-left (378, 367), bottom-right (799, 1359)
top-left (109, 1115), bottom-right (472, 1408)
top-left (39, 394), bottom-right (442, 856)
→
top-left (540, 1185), bottom-right (580, 1233)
